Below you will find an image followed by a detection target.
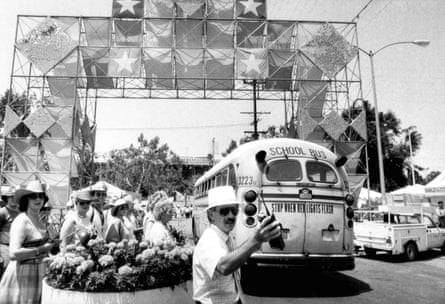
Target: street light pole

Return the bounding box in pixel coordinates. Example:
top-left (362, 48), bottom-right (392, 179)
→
top-left (368, 50), bottom-right (387, 202)
top-left (408, 129), bottom-right (416, 185)
top-left (359, 40), bottom-right (430, 203)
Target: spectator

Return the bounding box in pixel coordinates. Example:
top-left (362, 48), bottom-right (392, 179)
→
top-left (0, 180), bottom-right (55, 304)
top-left (59, 191), bottom-right (101, 251)
top-left (90, 182), bottom-right (108, 237)
top-left (436, 201), bottom-right (445, 227)
top-left (0, 186), bottom-right (18, 273)
top-left (104, 199), bottom-right (135, 243)
top-left (147, 199), bottom-right (176, 247)
top-left (143, 191), bottom-right (168, 242)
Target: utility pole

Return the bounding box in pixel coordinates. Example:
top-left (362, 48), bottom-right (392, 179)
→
top-left (242, 79), bottom-right (268, 140)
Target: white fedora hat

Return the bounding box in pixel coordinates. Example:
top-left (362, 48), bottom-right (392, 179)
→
top-left (206, 186), bottom-right (240, 211)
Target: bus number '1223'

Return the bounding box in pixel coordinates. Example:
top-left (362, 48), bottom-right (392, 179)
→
top-left (238, 176), bottom-right (254, 185)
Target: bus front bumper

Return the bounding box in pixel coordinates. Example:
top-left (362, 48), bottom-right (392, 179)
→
top-left (248, 253), bottom-right (355, 271)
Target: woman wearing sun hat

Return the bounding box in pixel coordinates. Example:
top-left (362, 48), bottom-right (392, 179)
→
top-left (0, 180), bottom-right (55, 304)
top-left (104, 199), bottom-right (135, 243)
top-left (59, 190), bottom-right (101, 251)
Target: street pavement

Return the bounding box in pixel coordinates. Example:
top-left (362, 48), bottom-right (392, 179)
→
top-left (173, 217), bottom-right (445, 304)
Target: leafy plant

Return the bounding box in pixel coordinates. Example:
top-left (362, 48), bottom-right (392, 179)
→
top-left (44, 238), bottom-right (193, 292)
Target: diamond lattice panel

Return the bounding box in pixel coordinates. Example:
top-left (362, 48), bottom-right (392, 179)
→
top-left (3, 106), bottom-right (22, 136)
top-left (16, 18), bottom-right (77, 74)
top-left (318, 111), bottom-right (348, 140)
top-left (23, 107), bottom-right (56, 138)
top-left (300, 23), bottom-right (356, 79)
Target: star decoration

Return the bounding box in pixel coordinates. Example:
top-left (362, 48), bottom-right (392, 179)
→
top-left (117, 0), bottom-right (138, 15)
top-left (114, 51), bottom-right (138, 74)
top-left (241, 53), bottom-right (263, 74)
top-left (239, 0), bottom-right (262, 16)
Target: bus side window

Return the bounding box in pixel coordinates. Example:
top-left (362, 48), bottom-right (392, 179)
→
top-left (222, 169), bottom-right (228, 186)
top-left (228, 164), bottom-right (237, 189)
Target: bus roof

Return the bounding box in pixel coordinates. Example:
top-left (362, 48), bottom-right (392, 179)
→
top-left (194, 138), bottom-right (338, 186)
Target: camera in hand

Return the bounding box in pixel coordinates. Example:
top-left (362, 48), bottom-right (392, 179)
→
top-left (258, 213), bottom-right (285, 250)
top-left (267, 214), bottom-right (285, 250)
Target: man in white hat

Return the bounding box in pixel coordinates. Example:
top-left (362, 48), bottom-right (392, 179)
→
top-left (193, 186), bottom-right (281, 304)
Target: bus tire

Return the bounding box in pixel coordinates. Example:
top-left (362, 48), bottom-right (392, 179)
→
top-left (404, 242), bottom-right (418, 261)
top-left (441, 241), bottom-right (445, 255)
top-left (364, 247), bottom-right (377, 256)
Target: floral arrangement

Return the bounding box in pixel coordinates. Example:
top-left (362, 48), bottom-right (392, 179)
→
top-left (44, 238), bottom-right (194, 292)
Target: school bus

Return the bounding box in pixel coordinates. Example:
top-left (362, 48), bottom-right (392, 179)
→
top-left (192, 138), bottom-right (355, 274)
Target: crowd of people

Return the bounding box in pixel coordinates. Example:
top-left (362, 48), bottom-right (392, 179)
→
top-left (0, 180), bottom-right (283, 304)
top-left (0, 180), bottom-right (179, 304)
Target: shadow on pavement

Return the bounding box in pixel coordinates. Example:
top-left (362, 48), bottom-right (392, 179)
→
top-left (241, 268), bottom-right (372, 297)
top-left (356, 249), bottom-right (443, 263)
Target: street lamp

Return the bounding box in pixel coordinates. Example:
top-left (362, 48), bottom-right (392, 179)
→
top-left (359, 40), bottom-right (430, 203)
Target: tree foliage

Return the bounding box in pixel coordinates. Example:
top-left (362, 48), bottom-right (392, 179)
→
top-left (102, 134), bottom-right (190, 197)
top-left (345, 101), bottom-right (424, 191)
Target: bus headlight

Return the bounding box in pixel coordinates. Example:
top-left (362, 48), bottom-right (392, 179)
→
top-left (345, 194), bottom-right (354, 206)
top-left (244, 190), bottom-right (257, 203)
top-left (244, 203), bottom-right (257, 216)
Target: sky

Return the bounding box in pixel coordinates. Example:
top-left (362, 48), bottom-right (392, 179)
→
top-left (0, 0), bottom-right (444, 174)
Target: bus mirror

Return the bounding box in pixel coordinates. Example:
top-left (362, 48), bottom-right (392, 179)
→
top-left (335, 156), bottom-right (348, 168)
top-left (255, 150), bottom-right (267, 172)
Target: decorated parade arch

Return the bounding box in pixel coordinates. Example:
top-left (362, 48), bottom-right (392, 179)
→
top-left (1, 0), bottom-right (367, 207)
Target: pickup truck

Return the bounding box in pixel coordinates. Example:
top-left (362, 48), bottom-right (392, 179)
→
top-left (354, 209), bottom-right (445, 260)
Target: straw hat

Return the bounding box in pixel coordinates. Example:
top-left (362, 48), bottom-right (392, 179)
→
top-left (75, 190), bottom-right (93, 202)
top-left (110, 198), bottom-right (128, 216)
top-left (91, 181), bottom-right (107, 193)
top-left (1, 186), bottom-right (15, 198)
top-left (14, 180), bottom-right (48, 206)
top-left (206, 186), bottom-right (239, 211)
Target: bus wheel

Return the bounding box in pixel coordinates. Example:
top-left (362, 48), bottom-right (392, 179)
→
top-left (441, 241), bottom-right (445, 255)
top-left (364, 247), bottom-right (377, 256)
top-left (240, 264), bottom-right (258, 295)
top-left (405, 242), bottom-right (418, 261)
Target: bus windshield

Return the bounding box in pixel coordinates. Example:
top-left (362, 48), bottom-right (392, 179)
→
top-left (266, 160), bottom-right (302, 181)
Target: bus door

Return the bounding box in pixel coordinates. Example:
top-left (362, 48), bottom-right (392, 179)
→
top-left (303, 160), bottom-right (345, 254)
top-left (259, 158), bottom-right (305, 253)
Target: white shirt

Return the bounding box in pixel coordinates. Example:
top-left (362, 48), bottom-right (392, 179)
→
top-left (193, 224), bottom-right (239, 304)
top-left (148, 221), bottom-right (173, 246)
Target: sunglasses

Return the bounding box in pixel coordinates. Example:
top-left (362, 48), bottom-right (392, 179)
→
top-left (119, 205), bottom-right (129, 210)
top-left (77, 200), bottom-right (91, 206)
top-left (219, 206), bottom-right (239, 216)
top-left (29, 193), bottom-right (45, 200)
top-left (92, 192), bottom-right (106, 198)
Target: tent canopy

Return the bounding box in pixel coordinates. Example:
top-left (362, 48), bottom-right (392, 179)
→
top-left (390, 184), bottom-right (426, 195)
top-left (425, 172), bottom-right (445, 196)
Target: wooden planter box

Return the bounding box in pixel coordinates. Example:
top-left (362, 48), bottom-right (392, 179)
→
top-left (42, 279), bottom-right (194, 304)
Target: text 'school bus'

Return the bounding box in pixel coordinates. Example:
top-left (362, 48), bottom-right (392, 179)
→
top-left (192, 138), bottom-right (355, 273)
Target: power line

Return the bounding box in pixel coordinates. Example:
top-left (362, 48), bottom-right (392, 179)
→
top-left (351, 0), bottom-right (376, 22)
top-left (97, 122), bottom-right (250, 131)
